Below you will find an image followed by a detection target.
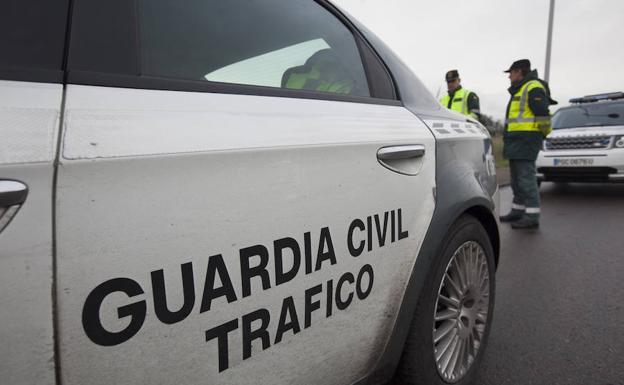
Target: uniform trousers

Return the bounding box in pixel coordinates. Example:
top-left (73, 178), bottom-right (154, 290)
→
top-left (509, 159), bottom-right (540, 219)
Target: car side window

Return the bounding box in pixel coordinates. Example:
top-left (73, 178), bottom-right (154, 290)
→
top-left (138, 0), bottom-right (370, 97)
top-left (0, 0), bottom-right (70, 83)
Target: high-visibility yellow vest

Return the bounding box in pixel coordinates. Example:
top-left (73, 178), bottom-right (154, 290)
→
top-left (506, 80), bottom-right (552, 136)
top-left (440, 88), bottom-right (476, 118)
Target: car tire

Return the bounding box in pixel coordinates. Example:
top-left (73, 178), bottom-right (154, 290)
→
top-left (393, 215), bottom-right (496, 385)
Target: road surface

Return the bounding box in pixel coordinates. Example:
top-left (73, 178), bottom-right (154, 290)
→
top-left (477, 182), bottom-right (624, 385)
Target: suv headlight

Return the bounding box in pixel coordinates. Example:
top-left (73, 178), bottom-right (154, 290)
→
top-left (614, 136), bottom-right (624, 148)
top-left (543, 138), bottom-right (551, 150)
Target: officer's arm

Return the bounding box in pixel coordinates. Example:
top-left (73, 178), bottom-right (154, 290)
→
top-left (467, 92), bottom-right (480, 120)
top-left (528, 88), bottom-right (550, 116)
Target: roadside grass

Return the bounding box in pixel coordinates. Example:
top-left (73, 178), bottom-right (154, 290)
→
top-left (492, 134), bottom-right (508, 169)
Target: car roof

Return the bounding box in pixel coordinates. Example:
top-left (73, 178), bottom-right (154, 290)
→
top-left (569, 91), bottom-right (624, 104)
top-left (558, 98), bottom-right (624, 112)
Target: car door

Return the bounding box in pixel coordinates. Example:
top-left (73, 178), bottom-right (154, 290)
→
top-left (55, 1), bottom-right (437, 384)
top-left (0, 1), bottom-right (70, 384)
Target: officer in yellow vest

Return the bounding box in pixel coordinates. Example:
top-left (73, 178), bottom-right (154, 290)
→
top-left (440, 69), bottom-right (480, 120)
top-left (499, 59), bottom-right (556, 229)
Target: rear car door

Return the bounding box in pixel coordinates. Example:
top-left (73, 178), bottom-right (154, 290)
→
top-left (56, 1), bottom-right (437, 384)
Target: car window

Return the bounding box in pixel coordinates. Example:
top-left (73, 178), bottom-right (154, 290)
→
top-left (205, 39), bottom-right (330, 87)
top-left (0, 0), bottom-right (69, 82)
top-left (138, 0), bottom-right (370, 97)
top-left (553, 102), bottom-right (624, 129)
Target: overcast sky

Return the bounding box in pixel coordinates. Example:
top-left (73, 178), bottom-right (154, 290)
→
top-left (333, 0), bottom-right (624, 120)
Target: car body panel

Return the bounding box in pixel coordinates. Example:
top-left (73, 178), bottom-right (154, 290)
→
top-left (343, 16), bottom-right (500, 384)
top-left (353, 126), bottom-right (500, 384)
top-left (55, 85), bottom-right (437, 385)
top-left (0, 80), bottom-right (61, 385)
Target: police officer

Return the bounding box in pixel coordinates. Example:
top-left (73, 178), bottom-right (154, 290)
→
top-left (499, 59), bottom-right (556, 229)
top-left (440, 69), bottom-right (480, 120)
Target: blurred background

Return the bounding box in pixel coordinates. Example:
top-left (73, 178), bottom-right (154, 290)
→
top-left (333, 0), bottom-right (624, 126)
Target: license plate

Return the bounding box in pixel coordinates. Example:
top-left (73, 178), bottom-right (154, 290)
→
top-left (553, 158), bottom-right (594, 166)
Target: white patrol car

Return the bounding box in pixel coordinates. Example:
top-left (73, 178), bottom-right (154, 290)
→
top-left (0, 1), bottom-right (500, 385)
top-left (537, 92), bottom-right (624, 183)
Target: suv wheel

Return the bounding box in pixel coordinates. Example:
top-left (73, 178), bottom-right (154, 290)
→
top-left (394, 215), bottom-right (496, 385)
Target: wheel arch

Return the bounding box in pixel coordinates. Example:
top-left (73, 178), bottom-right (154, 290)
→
top-left (464, 205), bottom-right (500, 267)
top-left (351, 200), bottom-right (499, 385)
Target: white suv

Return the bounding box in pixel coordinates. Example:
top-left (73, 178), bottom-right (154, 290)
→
top-left (537, 92), bottom-right (624, 183)
top-left (0, 1), bottom-right (499, 385)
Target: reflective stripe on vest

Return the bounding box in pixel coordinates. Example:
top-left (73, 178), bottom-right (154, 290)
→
top-left (440, 88), bottom-right (472, 116)
top-left (506, 80), bottom-right (552, 135)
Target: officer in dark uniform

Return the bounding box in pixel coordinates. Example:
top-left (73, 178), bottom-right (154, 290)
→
top-left (499, 59), bottom-right (556, 229)
top-left (440, 70), bottom-right (481, 120)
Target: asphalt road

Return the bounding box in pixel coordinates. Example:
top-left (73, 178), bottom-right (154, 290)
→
top-left (476, 183), bottom-right (624, 385)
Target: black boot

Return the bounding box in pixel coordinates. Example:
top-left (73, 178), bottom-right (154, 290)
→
top-left (511, 216), bottom-right (539, 229)
top-left (500, 209), bottom-right (524, 223)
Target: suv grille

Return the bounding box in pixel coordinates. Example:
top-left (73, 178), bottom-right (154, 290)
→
top-left (545, 135), bottom-right (612, 150)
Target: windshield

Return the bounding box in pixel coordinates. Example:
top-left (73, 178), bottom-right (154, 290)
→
top-left (552, 102), bottom-right (624, 129)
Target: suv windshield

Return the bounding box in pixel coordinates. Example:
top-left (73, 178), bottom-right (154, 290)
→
top-left (553, 101), bottom-right (624, 129)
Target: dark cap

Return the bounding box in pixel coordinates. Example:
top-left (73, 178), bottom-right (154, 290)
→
top-left (445, 69), bottom-right (460, 82)
top-left (504, 59), bottom-right (531, 73)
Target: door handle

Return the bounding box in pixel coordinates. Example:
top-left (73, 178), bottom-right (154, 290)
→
top-left (0, 180), bottom-right (28, 207)
top-left (376, 145), bottom-right (426, 176)
top-left (0, 180), bottom-right (28, 234)
top-left (377, 145), bottom-right (425, 161)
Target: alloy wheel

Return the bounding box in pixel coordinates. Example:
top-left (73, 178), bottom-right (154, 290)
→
top-left (432, 240), bottom-right (490, 383)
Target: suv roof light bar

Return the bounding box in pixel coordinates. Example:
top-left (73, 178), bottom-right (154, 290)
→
top-left (570, 92), bottom-right (624, 104)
